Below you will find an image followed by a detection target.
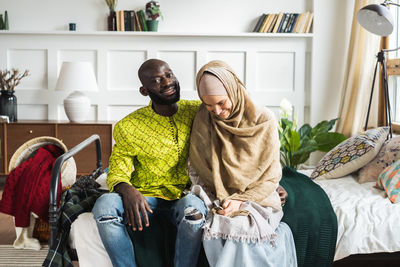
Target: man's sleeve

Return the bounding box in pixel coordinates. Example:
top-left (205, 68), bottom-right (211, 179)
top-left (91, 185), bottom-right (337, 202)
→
top-left (107, 121), bottom-right (137, 192)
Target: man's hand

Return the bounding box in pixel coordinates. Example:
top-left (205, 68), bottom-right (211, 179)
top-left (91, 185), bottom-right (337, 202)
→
top-left (217, 199), bottom-right (243, 216)
top-left (115, 183), bottom-right (153, 231)
top-left (277, 185), bottom-right (288, 207)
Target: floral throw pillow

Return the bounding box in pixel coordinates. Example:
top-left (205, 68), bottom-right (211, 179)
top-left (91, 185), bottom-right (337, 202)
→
top-left (358, 136), bottom-right (400, 183)
top-left (311, 127), bottom-right (389, 180)
top-left (377, 160), bottom-right (400, 203)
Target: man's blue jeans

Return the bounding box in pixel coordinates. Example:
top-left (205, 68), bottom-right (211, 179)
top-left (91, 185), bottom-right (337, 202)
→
top-left (92, 192), bottom-right (207, 267)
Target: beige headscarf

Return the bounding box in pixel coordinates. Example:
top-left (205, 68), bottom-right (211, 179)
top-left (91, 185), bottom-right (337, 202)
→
top-left (189, 60), bottom-right (282, 210)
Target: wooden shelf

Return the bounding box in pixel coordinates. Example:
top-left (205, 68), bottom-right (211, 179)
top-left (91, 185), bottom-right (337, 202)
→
top-left (0, 30), bottom-right (313, 38)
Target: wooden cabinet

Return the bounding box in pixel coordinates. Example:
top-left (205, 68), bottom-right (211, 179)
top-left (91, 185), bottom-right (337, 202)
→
top-left (1, 121), bottom-right (114, 175)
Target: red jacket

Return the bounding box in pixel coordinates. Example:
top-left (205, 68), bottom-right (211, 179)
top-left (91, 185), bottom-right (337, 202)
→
top-left (0, 145), bottom-right (63, 227)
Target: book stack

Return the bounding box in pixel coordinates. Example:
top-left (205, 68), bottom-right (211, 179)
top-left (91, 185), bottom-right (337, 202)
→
top-left (253, 12), bottom-right (314, 33)
top-left (108, 10), bottom-right (149, 31)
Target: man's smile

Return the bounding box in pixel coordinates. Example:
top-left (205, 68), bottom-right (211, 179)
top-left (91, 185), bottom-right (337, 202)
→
top-left (161, 86), bottom-right (176, 96)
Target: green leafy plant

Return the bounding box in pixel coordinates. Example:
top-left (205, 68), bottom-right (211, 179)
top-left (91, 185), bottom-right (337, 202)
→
top-left (278, 98), bottom-right (346, 169)
top-left (145, 1), bottom-right (163, 20)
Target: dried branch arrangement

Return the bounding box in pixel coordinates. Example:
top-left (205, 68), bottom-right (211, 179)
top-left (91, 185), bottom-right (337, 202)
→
top-left (104, 0), bottom-right (118, 12)
top-left (0, 69), bottom-right (30, 91)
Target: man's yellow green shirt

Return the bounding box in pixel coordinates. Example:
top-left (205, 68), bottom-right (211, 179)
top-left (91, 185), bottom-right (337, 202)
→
top-left (107, 100), bottom-right (201, 200)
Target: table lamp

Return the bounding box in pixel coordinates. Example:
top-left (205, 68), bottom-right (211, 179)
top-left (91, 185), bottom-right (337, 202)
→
top-left (357, 0), bottom-right (400, 137)
top-left (55, 62), bottom-right (98, 122)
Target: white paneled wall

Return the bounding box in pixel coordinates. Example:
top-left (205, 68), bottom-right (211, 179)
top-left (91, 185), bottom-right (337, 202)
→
top-left (0, 32), bottom-right (312, 123)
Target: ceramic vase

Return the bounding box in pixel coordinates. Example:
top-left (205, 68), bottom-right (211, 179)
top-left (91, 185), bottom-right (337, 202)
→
top-left (146, 20), bottom-right (159, 32)
top-left (0, 90), bottom-right (17, 122)
top-left (63, 91), bottom-right (90, 122)
top-left (4, 11), bottom-right (9, 30)
top-left (107, 11), bottom-right (116, 31)
top-left (0, 15), bottom-right (4, 30)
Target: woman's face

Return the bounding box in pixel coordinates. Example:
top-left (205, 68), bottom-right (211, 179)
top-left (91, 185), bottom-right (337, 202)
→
top-left (202, 95), bottom-right (232, 119)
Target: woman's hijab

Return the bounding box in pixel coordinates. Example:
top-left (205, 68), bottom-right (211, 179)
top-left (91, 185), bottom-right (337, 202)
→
top-left (189, 60), bottom-right (282, 209)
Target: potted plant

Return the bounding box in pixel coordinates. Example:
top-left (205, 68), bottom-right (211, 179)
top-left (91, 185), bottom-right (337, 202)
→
top-left (278, 98), bottom-right (347, 169)
top-left (104, 0), bottom-right (118, 31)
top-left (145, 1), bottom-right (163, 32)
top-left (0, 69), bottom-right (29, 122)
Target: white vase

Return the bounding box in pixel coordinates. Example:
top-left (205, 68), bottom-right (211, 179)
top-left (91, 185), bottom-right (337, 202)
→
top-left (63, 91), bottom-right (90, 122)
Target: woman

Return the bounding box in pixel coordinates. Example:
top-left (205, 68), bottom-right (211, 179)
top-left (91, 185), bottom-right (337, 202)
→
top-left (189, 60), bottom-right (297, 267)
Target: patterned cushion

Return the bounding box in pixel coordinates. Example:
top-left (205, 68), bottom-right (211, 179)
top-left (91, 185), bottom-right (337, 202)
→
top-left (358, 136), bottom-right (400, 183)
top-left (377, 160), bottom-right (400, 203)
top-left (311, 127), bottom-right (389, 180)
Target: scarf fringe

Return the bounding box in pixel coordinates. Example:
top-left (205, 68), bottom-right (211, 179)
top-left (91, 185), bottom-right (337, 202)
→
top-left (203, 226), bottom-right (277, 245)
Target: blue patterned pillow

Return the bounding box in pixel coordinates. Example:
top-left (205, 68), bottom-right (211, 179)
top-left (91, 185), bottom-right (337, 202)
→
top-left (311, 127), bottom-right (389, 180)
top-left (377, 160), bottom-right (400, 203)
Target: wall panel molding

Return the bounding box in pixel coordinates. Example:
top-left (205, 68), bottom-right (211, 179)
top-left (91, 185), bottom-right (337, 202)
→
top-left (0, 32), bottom-right (312, 123)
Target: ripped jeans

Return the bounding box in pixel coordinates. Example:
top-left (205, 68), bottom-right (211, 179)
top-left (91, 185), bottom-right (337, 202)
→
top-left (92, 192), bottom-right (207, 267)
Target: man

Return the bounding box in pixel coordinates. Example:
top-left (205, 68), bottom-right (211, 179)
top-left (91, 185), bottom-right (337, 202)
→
top-left (92, 59), bottom-right (207, 267)
top-left (90, 59), bottom-right (288, 267)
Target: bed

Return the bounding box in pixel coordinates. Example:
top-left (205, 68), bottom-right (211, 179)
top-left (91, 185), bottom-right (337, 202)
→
top-left (299, 169), bottom-right (400, 262)
top-left (44, 134), bottom-right (400, 267)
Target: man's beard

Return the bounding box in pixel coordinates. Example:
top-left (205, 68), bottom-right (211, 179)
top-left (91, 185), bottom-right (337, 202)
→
top-left (149, 82), bottom-right (180, 105)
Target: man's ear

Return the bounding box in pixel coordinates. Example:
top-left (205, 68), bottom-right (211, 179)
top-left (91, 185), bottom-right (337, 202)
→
top-left (140, 86), bottom-right (148, 96)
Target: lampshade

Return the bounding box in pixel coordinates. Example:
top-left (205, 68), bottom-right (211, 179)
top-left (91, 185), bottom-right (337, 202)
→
top-left (55, 62), bottom-right (98, 122)
top-left (55, 62), bottom-right (98, 92)
top-left (357, 4), bottom-right (394, 36)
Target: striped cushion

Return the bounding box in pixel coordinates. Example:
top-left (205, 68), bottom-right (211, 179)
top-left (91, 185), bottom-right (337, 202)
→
top-left (377, 159), bottom-right (400, 203)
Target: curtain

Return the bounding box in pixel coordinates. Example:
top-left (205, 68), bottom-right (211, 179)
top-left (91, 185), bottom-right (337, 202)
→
top-left (336, 0), bottom-right (381, 137)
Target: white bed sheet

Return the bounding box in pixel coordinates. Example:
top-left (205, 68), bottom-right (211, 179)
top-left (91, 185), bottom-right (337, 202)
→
top-left (299, 169), bottom-right (400, 261)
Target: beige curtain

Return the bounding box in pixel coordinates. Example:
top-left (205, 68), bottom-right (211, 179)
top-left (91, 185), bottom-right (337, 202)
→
top-left (336, 0), bottom-right (381, 137)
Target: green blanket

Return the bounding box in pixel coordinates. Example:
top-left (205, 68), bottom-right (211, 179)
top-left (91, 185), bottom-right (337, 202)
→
top-left (129, 167), bottom-right (337, 267)
top-left (281, 167), bottom-right (338, 267)
top-left (127, 218), bottom-right (209, 267)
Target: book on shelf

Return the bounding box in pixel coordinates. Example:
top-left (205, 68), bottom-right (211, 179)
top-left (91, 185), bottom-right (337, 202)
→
top-left (253, 14), bottom-right (267, 32)
top-left (116, 10), bottom-right (121, 31)
top-left (267, 14), bottom-right (279, 33)
top-left (121, 11), bottom-right (125, 31)
top-left (129, 10), bottom-right (136, 31)
top-left (288, 13), bottom-right (299, 33)
top-left (283, 13), bottom-right (294, 33)
top-left (292, 13), bottom-right (304, 33)
top-left (137, 10), bottom-right (148, 31)
top-left (134, 10), bottom-right (142, 31)
top-left (111, 9), bottom-right (153, 32)
top-left (298, 11), bottom-right (310, 33)
top-left (117, 10), bottom-right (125, 31)
top-left (272, 12), bottom-right (284, 33)
top-left (252, 11), bottom-right (313, 34)
top-left (263, 14), bottom-right (276, 33)
top-left (304, 12), bottom-right (314, 33)
top-left (124, 11), bottom-right (131, 31)
top-left (279, 13), bottom-right (291, 33)
top-left (259, 14), bottom-right (271, 33)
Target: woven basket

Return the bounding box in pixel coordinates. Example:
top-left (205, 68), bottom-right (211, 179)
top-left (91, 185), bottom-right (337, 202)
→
top-left (8, 136), bottom-right (77, 244)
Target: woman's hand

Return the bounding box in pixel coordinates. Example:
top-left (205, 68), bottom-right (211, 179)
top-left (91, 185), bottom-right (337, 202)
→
top-left (217, 199), bottom-right (243, 216)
